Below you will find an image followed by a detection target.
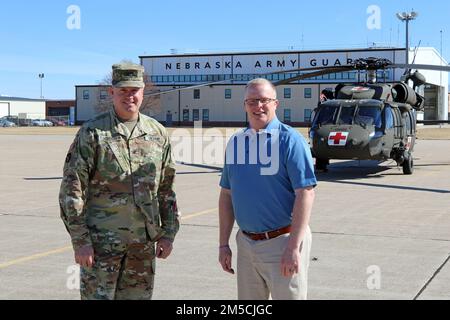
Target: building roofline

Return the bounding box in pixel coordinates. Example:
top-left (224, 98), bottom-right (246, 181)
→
top-left (139, 47), bottom-right (407, 59)
top-left (75, 85), bottom-right (111, 88)
top-left (0, 97), bottom-right (46, 102)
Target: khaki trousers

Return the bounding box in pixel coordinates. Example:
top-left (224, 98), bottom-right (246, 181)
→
top-left (236, 226), bottom-right (312, 300)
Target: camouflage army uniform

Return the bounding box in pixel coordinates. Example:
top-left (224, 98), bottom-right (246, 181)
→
top-left (59, 109), bottom-right (179, 300)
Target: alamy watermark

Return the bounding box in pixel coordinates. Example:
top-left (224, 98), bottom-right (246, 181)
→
top-left (366, 265), bottom-right (381, 290)
top-left (170, 123), bottom-right (280, 176)
top-left (367, 5), bottom-right (381, 30)
top-left (66, 264), bottom-right (80, 290)
top-left (66, 5), bottom-right (81, 30)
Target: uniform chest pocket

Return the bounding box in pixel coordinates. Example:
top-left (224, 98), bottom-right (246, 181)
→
top-left (102, 137), bottom-right (130, 175)
top-left (145, 135), bottom-right (165, 157)
top-left (132, 135), bottom-right (165, 160)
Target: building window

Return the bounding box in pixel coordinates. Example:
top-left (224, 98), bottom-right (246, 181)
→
top-left (83, 90), bottom-right (89, 100)
top-left (225, 89), bottom-right (232, 99)
top-left (194, 89), bottom-right (200, 99)
top-left (304, 88), bottom-right (312, 99)
top-left (183, 109), bottom-right (189, 122)
top-left (284, 88), bottom-right (291, 99)
top-left (304, 109), bottom-right (312, 122)
top-left (284, 109), bottom-right (291, 122)
top-left (100, 90), bottom-right (107, 100)
top-left (193, 109), bottom-right (200, 121)
top-left (202, 109), bottom-right (209, 121)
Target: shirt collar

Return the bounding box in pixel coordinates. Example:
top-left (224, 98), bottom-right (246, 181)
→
top-left (109, 109), bottom-right (154, 138)
top-left (244, 117), bottom-right (281, 136)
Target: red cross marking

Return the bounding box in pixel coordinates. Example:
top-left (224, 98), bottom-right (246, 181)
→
top-left (330, 132), bottom-right (347, 144)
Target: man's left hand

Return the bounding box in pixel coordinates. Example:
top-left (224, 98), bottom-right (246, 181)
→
top-left (156, 238), bottom-right (173, 259)
top-left (280, 247), bottom-right (301, 277)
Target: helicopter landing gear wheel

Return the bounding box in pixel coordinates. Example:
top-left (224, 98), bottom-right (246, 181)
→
top-left (316, 158), bottom-right (329, 172)
top-left (402, 152), bottom-right (414, 175)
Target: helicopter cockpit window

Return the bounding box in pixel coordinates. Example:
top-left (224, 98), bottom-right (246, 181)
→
top-left (312, 105), bottom-right (339, 127)
top-left (354, 106), bottom-right (382, 128)
top-left (337, 106), bottom-right (356, 125)
top-left (383, 105), bottom-right (394, 129)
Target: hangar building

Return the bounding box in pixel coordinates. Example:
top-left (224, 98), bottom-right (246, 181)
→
top-left (76, 47), bottom-right (448, 125)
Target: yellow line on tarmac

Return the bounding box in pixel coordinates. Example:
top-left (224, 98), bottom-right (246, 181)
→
top-left (0, 246), bottom-right (72, 269)
top-left (0, 208), bottom-right (217, 269)
top-left (181, 208), bottom-right (217, 220)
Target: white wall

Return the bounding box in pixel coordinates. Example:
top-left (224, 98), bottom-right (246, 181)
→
top-left (414, 48), bottom-right (449, 120)
top-left (0, 102), bottom-right (9, 118)
top-left (0, 100), bottom-right (45, 119)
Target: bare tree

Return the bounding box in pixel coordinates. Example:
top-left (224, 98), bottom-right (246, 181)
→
top-left (140, 73), bottom-right (161, 116)
top-left (95, 59), bottom-right (161, 116)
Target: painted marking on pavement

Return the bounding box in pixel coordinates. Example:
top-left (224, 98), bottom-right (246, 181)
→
top-left (181, 208), bottom-right (217, 220)
top-left (0, 208), bottom-right (218, 269)
top-left (0, 246), bottom-right (72, 269)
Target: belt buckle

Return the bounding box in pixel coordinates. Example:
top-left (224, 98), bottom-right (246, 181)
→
top-left (264, 232), bottom-right (270, 240)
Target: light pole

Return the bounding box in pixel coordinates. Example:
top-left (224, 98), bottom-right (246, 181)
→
top-left (38, 73), bottom-right (45, 99)
top-left (440, 30), bottom-right (443, 88)
top-left (396, 11), bottom-right (418, 68)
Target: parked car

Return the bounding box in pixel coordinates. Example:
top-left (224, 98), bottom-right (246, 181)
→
top-left (50, 119), bottom-right (67, 126)
top-left (0, 119), bottom-right (16, 127)
top-left (32, 119), bottom-right (53, 127)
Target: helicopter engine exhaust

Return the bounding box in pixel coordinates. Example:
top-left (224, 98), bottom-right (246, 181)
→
top-left (392, 83), bottom-right (423, 109)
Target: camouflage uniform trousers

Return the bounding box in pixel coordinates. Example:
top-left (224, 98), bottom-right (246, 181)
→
top-left (80, 241), bottom-right (156, 300)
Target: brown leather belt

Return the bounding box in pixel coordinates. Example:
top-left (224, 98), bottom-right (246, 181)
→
top-left (242, 225), bottom-right (291, 241)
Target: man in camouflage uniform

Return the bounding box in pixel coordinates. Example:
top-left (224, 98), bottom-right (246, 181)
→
top-left (59, 63), bottom-right (180, 300)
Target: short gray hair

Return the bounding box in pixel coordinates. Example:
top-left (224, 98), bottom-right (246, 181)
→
top-left (245, 78), bottom-right (277, 97)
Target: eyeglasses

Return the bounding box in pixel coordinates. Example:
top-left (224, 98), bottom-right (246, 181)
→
top-left (244, 98), bottom-right (277, 106)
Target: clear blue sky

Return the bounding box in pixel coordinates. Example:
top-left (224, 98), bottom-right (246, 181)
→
top-left (1, 0), bottom-right (449, 99)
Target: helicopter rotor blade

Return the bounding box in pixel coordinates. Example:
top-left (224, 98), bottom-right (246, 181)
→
top-left (274, 66), bottom-right (354, 85)
top-left (144, 65), bottom-right (355, 97)
top-left (143, 60), bottom-right (450, 97)
top-left (144, 78), bottom-right (233, 97)
top-left (391, 63), bottom-right (450, 72)
top-left (266, 64), bottom-right (353, 75)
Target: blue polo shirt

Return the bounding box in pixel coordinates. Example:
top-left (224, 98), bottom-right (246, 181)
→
top-left (220, 117), bottom-right (317, 233)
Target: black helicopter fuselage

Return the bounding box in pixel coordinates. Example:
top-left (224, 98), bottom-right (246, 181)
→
top-left (309, 83), bottom-right (418, 174)
top-left (310, 99), bottom-right (389, 161)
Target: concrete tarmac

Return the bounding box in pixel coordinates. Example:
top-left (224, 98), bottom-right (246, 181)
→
top-left (0, 132), bottom-right (449, 300)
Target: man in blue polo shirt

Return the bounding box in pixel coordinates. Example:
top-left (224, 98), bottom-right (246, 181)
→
top-left (218, 78), bottom-right (317, 300)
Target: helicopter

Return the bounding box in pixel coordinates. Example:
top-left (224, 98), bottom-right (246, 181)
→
top-left (147, 56), bottom-right (450, 175)
top-left (271, 57), bottom-right (450, 174)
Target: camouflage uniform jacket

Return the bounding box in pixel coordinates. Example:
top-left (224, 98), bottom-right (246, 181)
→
top-left (59, 109), bottom-right (179, 251)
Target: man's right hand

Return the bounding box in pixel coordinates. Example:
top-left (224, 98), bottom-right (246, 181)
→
top-left (75, 245), bottom-right (94, 268)
top-left (218, 245), bottom-right (235, 274)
